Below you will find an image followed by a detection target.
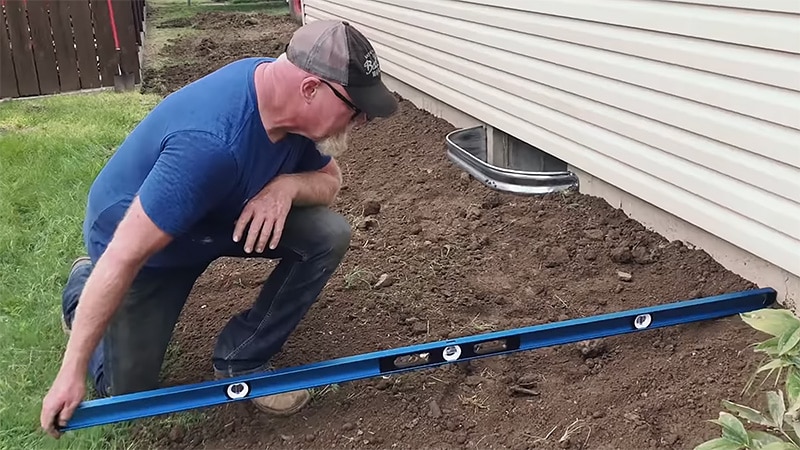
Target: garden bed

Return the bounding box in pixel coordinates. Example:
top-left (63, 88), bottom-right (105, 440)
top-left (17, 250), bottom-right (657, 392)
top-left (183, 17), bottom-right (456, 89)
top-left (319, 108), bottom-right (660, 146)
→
top-left (140, 11), bottom-right (769, 450)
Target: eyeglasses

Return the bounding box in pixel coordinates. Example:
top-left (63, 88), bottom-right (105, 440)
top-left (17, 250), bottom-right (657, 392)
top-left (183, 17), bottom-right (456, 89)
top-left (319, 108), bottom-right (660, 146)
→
top-left (319, 79), bottom-right (363, 122)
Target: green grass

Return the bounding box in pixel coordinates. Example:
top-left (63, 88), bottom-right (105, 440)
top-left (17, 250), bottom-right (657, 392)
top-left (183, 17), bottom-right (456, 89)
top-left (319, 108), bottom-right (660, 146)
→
top-left (151, 0), bottom-right (289, 26)
top-left (0, 91), bottom-right (161, 449)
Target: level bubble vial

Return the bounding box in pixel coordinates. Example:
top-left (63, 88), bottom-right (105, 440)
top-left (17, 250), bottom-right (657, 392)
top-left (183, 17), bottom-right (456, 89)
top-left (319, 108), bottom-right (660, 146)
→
top-left (634, 314), bottom-right (652, 330)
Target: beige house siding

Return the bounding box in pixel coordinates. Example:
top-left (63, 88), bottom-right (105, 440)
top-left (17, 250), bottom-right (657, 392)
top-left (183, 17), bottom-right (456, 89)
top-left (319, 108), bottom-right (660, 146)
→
top-left (303, 0), bottom-right (800, 304)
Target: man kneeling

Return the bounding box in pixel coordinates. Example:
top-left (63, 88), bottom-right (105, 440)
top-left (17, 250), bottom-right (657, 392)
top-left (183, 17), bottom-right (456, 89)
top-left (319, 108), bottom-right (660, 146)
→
top-left (40, 20), bottom-right (397, 438)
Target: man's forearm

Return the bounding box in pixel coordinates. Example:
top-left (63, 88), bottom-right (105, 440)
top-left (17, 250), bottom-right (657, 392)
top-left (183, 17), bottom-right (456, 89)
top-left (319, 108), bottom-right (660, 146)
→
top-left (60, 252), bottom-right (141, 376)
top-left (282, 170), bottom-right (341, 206)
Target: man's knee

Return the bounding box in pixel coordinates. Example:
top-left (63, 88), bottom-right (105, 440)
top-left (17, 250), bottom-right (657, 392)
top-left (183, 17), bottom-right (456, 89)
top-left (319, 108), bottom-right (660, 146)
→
top-left (317, 209), bottom-right (352, 261)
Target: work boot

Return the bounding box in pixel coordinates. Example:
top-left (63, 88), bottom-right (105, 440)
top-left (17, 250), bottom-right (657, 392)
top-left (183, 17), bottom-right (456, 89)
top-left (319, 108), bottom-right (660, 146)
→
top-left (61, 256), bottom-right (92, 337)
top-left (213, 366), bottom-right (310, 416)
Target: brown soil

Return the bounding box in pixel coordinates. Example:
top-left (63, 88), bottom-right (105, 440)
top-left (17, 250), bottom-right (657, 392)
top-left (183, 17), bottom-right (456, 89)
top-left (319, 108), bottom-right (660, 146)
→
top-left (135, 11), bottom-right (773, 450)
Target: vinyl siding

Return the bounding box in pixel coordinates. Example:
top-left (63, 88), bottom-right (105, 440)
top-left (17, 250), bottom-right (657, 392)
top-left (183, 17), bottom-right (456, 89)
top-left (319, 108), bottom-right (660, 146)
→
top-left (304, 0), bottom-right (800, 278)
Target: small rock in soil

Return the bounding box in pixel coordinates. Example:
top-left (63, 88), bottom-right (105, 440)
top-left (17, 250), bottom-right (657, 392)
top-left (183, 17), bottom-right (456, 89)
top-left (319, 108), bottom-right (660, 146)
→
top-left (559, 438), bottom-right (571, 448)
top-left (610, 247), bottom-right (633, 263)
top-left (455, 433), bottom-right (468, 444)
top-left (429, 399), bottom-right (442, 418)
top-left (343, 422), bottom-right (355, 431)
top-left (362, 199), bottom-right (381, 216)
top-left (617, 270), bottom-right (633, 282)
top-left (459, 172), bottom-right (471, 185)
top-left (375, 378), bottom-right (392, 390)
top-left (305, 434), bottom-right (316, 442)
top-left (584, 250), bottom-right (598, 261)
top-left (411, 321), bottom-right (428, 335)
top-left (576, 339), bottom-right (608, 359)
top-left (374, 273), bottom-right (394, 288)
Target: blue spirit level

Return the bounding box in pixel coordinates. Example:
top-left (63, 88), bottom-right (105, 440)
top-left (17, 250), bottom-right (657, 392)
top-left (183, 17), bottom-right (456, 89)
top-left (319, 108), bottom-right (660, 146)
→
top-left (61, 288), bottom-right (776, 431)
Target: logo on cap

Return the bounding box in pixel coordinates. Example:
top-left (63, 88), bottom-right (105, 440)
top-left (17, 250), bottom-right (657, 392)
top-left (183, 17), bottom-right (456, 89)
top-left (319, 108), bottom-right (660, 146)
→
top-left (363, 50), bottom-right (380, 78)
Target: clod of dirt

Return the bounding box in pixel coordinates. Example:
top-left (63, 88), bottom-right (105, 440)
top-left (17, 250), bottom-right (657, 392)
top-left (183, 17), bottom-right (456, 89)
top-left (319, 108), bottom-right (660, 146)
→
top-left (468, 234), bottom-right (490, 250)
top-left (584, 228), bottom-right (605, 240)
top-left (374, 273), bottom-right (394, 288)
top-left (632, 246), bottom-right (657, 264)
top-left (375, 378), bottom-right (392, 390)
top-left (305, 433), bottom-right (316, 442)
top-left (411, 321), bottom-right (428, 335)
top-left (455, 433), bottom-right (468, 444)
top-left (459, 172), bottom-right (471, 185)
top-left (465, 205), bottom-right (482, 220)
top-left (342, 422), bottom-right (355, 431)
top-left (661, 434), bottom-right (679, 445)
top-left (465, 375), bottom-right (484, 386)
top-left (428, 399), bottom-right (442, 418)
top-left (516, 374), bottom-right (539, 388)
top-left (617, 270), bottom-right (633, 282)
top-left (576, 339), bottom-right (608, 359)
top-left (168, 424), bottom-right (186, 443)
top-left (244, 17), bottom-right (259, 26)
top-left (481, 193), bottom-right (503, 209)
top-left (544, 246), bottom-right (570, 267)
top-left (358, 217), bottom-right (378, 230)
top-left (508, 386), bottom-right (540, 397)
top-left (559, 438), bottom-right (571, 449)
top-left (363, 199), bottom-right (381, 216)
top-left (610, 246), bottom-right (633, 263)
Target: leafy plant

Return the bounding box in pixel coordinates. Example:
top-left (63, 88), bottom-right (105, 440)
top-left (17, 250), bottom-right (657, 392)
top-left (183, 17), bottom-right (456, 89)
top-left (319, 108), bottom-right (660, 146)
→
top-left (696, 309), bottom-right (800, 450)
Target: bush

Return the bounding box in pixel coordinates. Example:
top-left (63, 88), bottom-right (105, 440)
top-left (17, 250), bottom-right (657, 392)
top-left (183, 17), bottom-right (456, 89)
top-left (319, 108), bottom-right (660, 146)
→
top-left (696, 309), bottom-right (800, 450)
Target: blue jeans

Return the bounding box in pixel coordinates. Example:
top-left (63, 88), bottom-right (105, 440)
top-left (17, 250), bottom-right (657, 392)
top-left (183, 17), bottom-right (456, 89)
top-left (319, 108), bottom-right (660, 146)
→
top-left (62, 206), bottom-right (351, 396)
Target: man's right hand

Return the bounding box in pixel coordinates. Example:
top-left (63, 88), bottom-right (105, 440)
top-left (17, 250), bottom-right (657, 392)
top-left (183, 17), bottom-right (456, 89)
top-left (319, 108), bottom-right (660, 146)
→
top-left (40, 368), bottom-right (86, 438)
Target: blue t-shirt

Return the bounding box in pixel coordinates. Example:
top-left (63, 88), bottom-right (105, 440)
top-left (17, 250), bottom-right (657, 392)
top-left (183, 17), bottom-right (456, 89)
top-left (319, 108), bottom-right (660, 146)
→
top-left (83, 57), bottom-right (331, 269)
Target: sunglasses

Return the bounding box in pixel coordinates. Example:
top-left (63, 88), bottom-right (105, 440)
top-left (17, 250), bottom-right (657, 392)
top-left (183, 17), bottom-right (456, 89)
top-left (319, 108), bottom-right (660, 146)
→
top-left (319, 79), bottom-right (364, 122)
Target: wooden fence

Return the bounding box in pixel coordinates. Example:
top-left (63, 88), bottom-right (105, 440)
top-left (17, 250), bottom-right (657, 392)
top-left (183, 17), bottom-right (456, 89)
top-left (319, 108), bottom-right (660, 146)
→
top-left (1, 0), bottom-right (145, 99)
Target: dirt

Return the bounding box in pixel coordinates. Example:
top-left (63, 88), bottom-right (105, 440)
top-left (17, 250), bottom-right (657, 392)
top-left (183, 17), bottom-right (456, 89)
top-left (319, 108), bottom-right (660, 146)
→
top-left (135, 10), bottom-right (774, 450)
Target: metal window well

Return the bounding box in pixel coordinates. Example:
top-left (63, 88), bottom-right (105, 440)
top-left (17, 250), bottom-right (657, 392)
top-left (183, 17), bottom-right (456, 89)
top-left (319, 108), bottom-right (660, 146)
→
top-left (446, 125), bottom-right (579, 195)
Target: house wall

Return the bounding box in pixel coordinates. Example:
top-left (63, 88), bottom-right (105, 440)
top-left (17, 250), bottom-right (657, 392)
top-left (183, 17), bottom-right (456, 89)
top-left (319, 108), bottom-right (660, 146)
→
top-left (303, 0), bottom-right (800, 308)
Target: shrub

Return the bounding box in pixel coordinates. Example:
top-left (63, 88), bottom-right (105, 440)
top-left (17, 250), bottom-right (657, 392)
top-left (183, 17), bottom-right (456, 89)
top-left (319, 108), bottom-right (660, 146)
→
top-left (696, 309), bottom-right (800, 450)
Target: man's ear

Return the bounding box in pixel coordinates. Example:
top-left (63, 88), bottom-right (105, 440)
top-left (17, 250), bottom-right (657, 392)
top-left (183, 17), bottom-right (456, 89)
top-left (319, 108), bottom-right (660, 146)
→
top-left (299, 77), bottom-right (321, 103)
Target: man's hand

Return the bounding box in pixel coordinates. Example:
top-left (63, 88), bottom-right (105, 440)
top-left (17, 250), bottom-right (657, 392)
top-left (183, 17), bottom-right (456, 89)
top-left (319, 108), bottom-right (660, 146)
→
top-left (234, 176), bottom-right (296, 253)
top-left (40, 368), bottom-right (86, 438)
top-left (234, 159), bottom-right (342, 253)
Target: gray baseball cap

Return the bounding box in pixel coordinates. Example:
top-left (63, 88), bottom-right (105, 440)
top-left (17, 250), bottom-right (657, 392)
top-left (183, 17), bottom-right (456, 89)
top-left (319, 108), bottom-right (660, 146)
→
top-left (286, 19), bottom-right (398, 119)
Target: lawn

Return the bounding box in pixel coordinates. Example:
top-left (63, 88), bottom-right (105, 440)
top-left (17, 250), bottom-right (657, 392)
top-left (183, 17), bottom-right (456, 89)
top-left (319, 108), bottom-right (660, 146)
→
top-left (0, 91), bottom-right (162, 449)
top-left (0, 1), bottom-right (291, 447)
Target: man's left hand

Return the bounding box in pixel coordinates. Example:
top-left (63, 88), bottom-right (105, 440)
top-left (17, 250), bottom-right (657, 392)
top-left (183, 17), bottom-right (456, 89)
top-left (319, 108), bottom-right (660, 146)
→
top-left (234, 176), bottom-right (297, 253)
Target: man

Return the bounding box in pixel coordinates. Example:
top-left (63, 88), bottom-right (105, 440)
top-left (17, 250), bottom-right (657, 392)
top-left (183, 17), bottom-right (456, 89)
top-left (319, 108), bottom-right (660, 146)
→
top-left (40, 19), bottom-right (397, 438)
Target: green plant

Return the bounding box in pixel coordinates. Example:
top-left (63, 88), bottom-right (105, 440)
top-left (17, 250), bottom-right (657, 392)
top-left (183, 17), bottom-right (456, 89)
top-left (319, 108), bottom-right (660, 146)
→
top-left (696, 308), bottom-right (800, 450)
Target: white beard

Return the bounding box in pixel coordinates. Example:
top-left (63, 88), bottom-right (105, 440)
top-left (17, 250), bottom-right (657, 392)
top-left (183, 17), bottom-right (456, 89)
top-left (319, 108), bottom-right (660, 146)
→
top-left (316, 128), bottom-right (350, 157)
